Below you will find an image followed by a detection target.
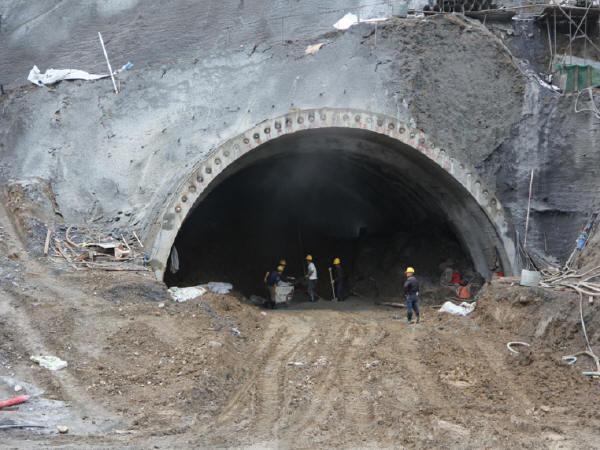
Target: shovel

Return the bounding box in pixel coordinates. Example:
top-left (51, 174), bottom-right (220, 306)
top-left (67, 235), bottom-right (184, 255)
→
top-left (328, 267), bottom-right (337, 301)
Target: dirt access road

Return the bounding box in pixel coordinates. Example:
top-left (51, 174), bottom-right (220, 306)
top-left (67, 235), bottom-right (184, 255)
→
top-left (2, 201), bottom-right (600, 448)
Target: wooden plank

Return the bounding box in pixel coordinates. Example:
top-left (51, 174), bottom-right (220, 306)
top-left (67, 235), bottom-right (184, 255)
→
top-left (55, 238), bottom-right (82, 271)
top-left (120, 234), bottom-right (132, 251)
top-left (84, 262), bottom-right (150, 272)
top-left (133, 231), bottom-right (144, 248)
top-left (66, 226), bottom-right (81, 248)
top-left (63, 240), bottom-right (77, 256)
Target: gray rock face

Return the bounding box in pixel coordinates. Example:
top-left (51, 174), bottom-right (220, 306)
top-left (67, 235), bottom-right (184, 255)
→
top-left (0, 3), bottom-right (598, 276)
top-left (478, 83), bottom-right (600, 264)
top-left (0, 0), bottom-right (390, 87)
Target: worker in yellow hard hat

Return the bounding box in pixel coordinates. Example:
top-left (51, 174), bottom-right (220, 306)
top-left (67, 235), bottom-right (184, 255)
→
top-left (332, 257), bottom-right (344, 301)
top-left (264, 265), bottom-right (285, 309)
top-left (264, 259), bottom-right (294, 285)
top-left (403, 267), bottom-right (419, 323)
top-left (305, 254), bottom-right (318, 302)
top-left (278, 259), bottom-right (295, 282)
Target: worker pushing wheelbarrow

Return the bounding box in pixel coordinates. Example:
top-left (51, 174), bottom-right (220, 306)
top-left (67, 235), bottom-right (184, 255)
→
top-left (264, 260), bottom-right (297, 308)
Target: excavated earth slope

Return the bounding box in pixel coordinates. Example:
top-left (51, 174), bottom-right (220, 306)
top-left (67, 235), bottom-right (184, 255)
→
top-left (2, 192), bottom-right (600, 448)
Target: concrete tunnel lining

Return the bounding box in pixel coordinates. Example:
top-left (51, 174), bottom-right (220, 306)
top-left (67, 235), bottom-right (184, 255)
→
top-left (148, 108), bottom-right (516, 282)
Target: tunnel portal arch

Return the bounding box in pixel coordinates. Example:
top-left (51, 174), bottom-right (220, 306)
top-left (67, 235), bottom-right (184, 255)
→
top-left (148, 108), bottom-right (517, 280)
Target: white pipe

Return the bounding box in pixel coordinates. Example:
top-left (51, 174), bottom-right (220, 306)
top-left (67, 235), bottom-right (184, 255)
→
top-left (523, 169), bottom-right (534, 249)
top-left (98, 32), bottom-right (118, 94)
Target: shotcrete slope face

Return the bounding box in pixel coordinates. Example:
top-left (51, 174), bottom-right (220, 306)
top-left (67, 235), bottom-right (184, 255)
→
top-left (165, 128), bottom-right (506, 295)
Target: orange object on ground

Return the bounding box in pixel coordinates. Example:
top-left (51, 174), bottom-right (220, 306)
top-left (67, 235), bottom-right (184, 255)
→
top-left (457, 285), bottom-right (471, 299)
top-left (0, 395), bottom-right (30, 409)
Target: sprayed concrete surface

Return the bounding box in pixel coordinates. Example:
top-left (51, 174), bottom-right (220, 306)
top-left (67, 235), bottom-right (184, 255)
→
top-left (3, 14), bottom-right (527, 272)
top-left (1, 5), bottom-right (599, 274)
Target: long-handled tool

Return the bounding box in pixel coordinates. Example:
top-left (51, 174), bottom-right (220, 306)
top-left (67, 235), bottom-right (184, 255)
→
top-left (328, 267), bottom-right (337, 301)
top-left (0, 395), bottom-right (30, 409)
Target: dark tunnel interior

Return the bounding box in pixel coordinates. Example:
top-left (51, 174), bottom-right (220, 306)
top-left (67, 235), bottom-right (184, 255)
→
top-left (164, 128), bottom-right (493, 301)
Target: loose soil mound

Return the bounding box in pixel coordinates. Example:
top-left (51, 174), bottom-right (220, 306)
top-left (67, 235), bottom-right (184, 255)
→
top-left (2, 199), bottom-right (600, 448)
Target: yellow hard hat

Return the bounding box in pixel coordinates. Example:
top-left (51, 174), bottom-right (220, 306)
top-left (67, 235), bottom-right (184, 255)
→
top-left (333, 257), bottom-right (341, 265)
top-left (406, 267), bottom-right (415, 273)
top-left (279, 259), bottom-right (287, 266)
top-left (305, 254), bottom-right (313, 261)
top-left (277, 265), bottom-right (285, 272)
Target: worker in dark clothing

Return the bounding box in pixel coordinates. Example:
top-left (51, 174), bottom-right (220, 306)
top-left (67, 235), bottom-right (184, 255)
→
top-left (403, 266), bottom-right (419, 324)
top-left (279, 259), bottom-right (295, 282)
top-left (264, 259), bottom-right (295, 284)
top-left (264, 265), bottom-right (285, 309)
top-left (332, 257), bottom-right (344, 301)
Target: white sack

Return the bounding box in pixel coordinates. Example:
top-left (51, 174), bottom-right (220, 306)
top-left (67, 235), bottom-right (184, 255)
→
top-left (439, 301), bottom-right (476, 316)
top-left (168, 286), bottom-right (207, 302)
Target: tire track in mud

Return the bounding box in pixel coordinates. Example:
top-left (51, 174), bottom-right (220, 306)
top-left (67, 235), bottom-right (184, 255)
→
top-left (288, 318), bottom-right (355, 437)
top-left (332, 320), bottom-right (384, 431)
top-left (289, 315), bottom-right (386, 440)
top-left (214, 314), bottom-right (312, 436)
top-left (254, 316), bottom-right (313, 438)
top-left (213, 312), bottom-right (373, 443)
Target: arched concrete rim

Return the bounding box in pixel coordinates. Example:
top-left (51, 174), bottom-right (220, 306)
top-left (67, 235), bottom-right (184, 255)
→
top-left (148, 108), bottom-right (517, 279)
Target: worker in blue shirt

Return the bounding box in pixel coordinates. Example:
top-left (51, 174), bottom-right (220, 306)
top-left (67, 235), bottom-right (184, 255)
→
top-left (264, 265), bottom-right (285, 309)
top-left (403, 267), bottom-right (419, 323)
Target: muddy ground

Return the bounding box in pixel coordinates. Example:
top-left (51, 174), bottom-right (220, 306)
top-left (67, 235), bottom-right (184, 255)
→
top-left (2, 196), bottom-right (600, 449)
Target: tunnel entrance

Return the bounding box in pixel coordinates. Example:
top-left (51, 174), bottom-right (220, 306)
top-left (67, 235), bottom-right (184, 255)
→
top-left (161, 122), bottom-right (512, 300)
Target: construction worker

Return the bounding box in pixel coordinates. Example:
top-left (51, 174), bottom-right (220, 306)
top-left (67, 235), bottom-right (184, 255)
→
top-left (305, 254), bottom-right (318, 302)
top-left (403, 267), bottom-right (420, 323)
top-left (332, 257), bottom-right (344, 301)
top-left (264, 259), bottom-right (294, 285)
top-left (279, 259), bottom-right (296, 281)
top-left (264, 265), bottom-right (285, 309)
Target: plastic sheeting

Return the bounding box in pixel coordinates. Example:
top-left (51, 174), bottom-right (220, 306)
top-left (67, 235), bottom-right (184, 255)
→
top-left (333, 12), bottom-right (389, 30)
top-left (168, 286), bottom-right (207, 302)
top-left (167, 282), bottom-right (233, 302)
top-left (27, 62), bottom-right (132, 86)
top-left (30, 355), bottom-right (68, 371)
top-left (556, 63), bottom-right (600, 93)
top-left (169, 246), bottom-right (180, 274)
top-left (205, 282), bottom-right (233, 294)
top-left (28, 65), bottom-right (108, 86)
top-left (439, 301), bottom-right (476, 316)
top-left (333, 13), bottom-right (359, 30)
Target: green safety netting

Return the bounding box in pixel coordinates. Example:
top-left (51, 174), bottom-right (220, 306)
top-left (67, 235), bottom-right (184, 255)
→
top-left (556, 63), bottom-right (600, 93)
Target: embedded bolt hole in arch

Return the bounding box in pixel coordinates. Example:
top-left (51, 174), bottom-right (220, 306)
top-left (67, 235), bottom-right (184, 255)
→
top-left (162, 127), bottom-right (510, 307)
